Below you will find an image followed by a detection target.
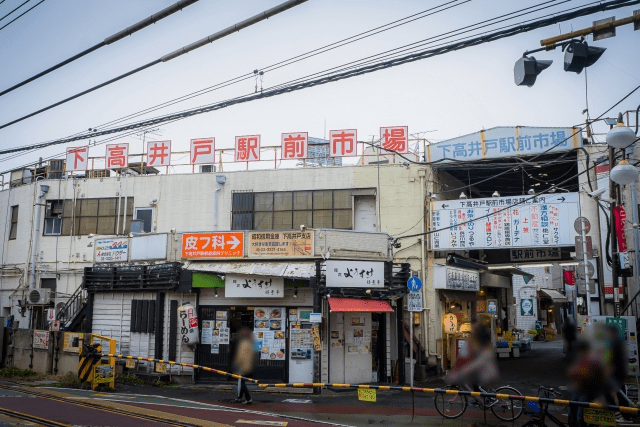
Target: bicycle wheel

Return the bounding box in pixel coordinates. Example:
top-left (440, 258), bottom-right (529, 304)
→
top-left (490, 386), bottom-right (525, 421)
top-left (434, 385), bottom-right (467, 419)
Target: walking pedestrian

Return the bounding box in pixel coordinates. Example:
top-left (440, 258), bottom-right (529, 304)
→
top-left (229, 327), bottom-right (257, 404)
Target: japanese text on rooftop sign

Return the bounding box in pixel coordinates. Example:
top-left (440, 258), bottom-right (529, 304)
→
top-left (66, 146), bottom-right (89, 171)
top-left (430, 193), bottom-right (579, 250)
top-left (326, 260), bottom-right (384, 288)
top-left (225, 274), bottom-right (284, 298)
top-left (426, 127), bottom-right (581, 162)
top-left (106, 143), bottom-right (129, 169)
top-left (235, 135), bottom-right (261, 162)
top-left (190, 138), bottom-right (215, 165)
top-left (380, 126), bottom-right (408, 153)
top-left (147, 140), bottom-right (172, 167)
top-left (281, 132), bottom-right (308, 160)
top-left (249, 232), bottom-right (313, 257)
top-left (182, 232), bottom-right (244, 259)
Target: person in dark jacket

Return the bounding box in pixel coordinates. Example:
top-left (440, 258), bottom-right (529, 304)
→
top-left (229, 327), bottom-right (256, 404)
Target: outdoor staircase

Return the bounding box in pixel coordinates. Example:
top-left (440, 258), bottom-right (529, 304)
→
top-left (56, 284), bottom-right (89, 332)
top-left (621, 289), bottom-right (640, 333)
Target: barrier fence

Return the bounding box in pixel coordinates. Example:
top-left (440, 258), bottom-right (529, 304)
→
top-left (94, 351), bottom-right (640, 416)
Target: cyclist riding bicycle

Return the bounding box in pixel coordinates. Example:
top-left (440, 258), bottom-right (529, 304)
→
top-left (445, 320), bottom-right (499, 404)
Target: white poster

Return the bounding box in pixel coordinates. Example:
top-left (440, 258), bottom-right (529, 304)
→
top-left (95, 238), bottom-right (129, 263)
top-left (430, 193), bottom-right (579, 250)
top-left (326, 260), bottom-right (385, 288)
top-left (225, 274), bottom-right (284, 298)
top-left (201, 320), bottom-right (213, 345)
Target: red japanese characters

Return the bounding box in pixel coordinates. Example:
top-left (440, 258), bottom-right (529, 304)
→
top-left (147, 140), bottom-right (172, 167)
top-left (329, 129), bottom-right (357, 157)
top-left (281, 132), bottom-right (308, 160)
top-left (105, 144), bottom-right (129, 169)
top-left (235, 135), bottom-right (261, 162)
top-left (66, 146), bottom-right (89, 171)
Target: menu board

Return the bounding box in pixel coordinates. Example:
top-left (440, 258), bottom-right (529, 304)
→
top-left (254, 307), bottom-right (286, 360)
top-left (201, 320), bottom-right (213, 345)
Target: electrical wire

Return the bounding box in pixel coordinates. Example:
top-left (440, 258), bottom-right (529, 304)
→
top-left (0, 0), bottom-right (42, 32)
top-left (0, 0), bottom-right (201, 95)
top-left (3, 0), bottom-right (635, 162)
top-left (0, 0), bottom-right (308, 128)
top-left (0, 0), bottom-right (29, 22)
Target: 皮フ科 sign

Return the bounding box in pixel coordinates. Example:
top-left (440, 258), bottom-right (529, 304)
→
top-left (182, 232), bottom-right (243, 259)
top-left (95, 239), bottom-right (128, 263)
top-left (430, 193), bottom-right (579, 250)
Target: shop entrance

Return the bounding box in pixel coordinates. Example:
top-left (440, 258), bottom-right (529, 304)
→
top-left (196, 306), bottom-right (286, 382)
top-left (328, 310), bottom-right (388, 384)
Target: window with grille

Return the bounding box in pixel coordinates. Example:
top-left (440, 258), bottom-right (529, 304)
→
top-left (232, 190), bottom-right (354, 230)
top-left (44, 200), bottom-right (63, 236)
top-left (8, 205), bottom-right (18, 240)
top-left (60, 197), bottom-right (134, 236)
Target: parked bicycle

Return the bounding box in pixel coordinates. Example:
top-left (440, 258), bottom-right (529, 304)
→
top-left (522, 385), bottom-right (636, 427)
top-left (434, 384), bottom-right (524, 421)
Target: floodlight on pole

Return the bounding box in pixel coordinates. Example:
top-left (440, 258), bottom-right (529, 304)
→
top-left (563, 40), bottom-right (606, 74)
top-left (514, 56), bottom-right (553, 87)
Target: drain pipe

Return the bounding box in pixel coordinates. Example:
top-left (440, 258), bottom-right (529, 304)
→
top-left (214, 175), bottom-right (226, 230)
top-left (29, 184), bottom-right (50, 290)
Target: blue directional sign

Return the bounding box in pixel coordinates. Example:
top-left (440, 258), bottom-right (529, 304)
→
top-left (407, 276), bottom-right (422, 292)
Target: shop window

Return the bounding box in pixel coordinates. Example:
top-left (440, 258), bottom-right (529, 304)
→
top-left (44, 200), bottom-right (63, 236)
top-left (232, 190), bottom-right (357, 231)
top-left (8, 205), bottom-right (18, 240)
top-left (129, 299), bottom-right (156, 333)
top-left (134, 208), bottom-right (153, 233)
top-left (61, 197), bottom-right (133, 236)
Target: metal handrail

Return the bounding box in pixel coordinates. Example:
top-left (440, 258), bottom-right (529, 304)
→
top-left (621, 288), bottom-right (640, 317)
top-left (56, 284), bottom-right (87, 328)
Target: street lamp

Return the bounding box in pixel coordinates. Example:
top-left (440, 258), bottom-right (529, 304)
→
top-left (605, 113), bottom-right (638, 316)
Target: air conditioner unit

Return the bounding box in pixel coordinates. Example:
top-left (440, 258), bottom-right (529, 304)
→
top-left (200, 164), bottom-right (215, 173)
top-left (28, 289), bottom-right (52, 305)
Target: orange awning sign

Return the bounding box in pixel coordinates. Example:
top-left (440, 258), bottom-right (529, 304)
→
top-left (327, 297), bottom-right (393, 313)
top-left (182, 232), bottom-right (244, 259)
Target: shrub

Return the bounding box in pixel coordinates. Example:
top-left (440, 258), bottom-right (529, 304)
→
top-left (0, 367), bottom-right (38, 378)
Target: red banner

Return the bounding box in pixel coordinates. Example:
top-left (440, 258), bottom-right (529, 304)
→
top-left (613, 205), bottom-right (628, 253)
top-left (563, 270), bottom-right (576, 287)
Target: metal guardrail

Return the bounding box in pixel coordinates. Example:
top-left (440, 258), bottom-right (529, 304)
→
top-left (56, 285), bottom-right (86, 328)
top-left (96, 352), bottom-right (640, 415)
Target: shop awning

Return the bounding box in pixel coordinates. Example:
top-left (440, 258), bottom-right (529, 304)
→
top-left (328, 297), bottom-right (393, 313)
top-left (441, 290), bottom-right (482, 301)
top-left (183, 261), bottom-right (316, 279)
top-left (539, 288), bottom-right (568, 303)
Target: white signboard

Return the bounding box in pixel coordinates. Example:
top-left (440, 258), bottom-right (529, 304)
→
top-left (95, 238), bottom-right (129, 263)
top-left (325, 260), bottom-right (384, 288)
top-left (407, 292), bottom-right (422, 312)
top-left (430, 193), bottom-right (579, 250)
top-left (426, 126), bottom-right (581, 163)
top-left (309, 313), bottom-right (322, 323)
top-left (433, 266), bottom-right (480, 291)
top-left (225, 274), bottom-right (285, 298)
top-left (130, 234), bottom-right (167, 261)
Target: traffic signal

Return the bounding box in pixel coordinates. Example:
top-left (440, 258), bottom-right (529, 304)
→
top-left (563, 40), bottom-right (606, 74)
top-left (514, 56), bottom-right (553, 87)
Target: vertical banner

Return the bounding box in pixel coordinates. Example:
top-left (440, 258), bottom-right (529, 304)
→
top-left (66, 147), bottom-right (89, 171)
top-left (563, 270), bottom-right (576, 287)
top-left (235, 135), bottom-right (261, 161)
top-left (147, 140), bottom-right (171, 167)
top-left (329, 129), bottom-right (357, 157)
top-left (190, 138), bottom-right (215, 165)
top-left (613, 205), bottom-right (628, 252)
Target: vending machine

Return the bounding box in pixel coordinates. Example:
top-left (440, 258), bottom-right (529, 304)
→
top-left (288, 308), bottom-right (314, 383)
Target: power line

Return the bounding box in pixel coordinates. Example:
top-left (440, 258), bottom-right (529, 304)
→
top-left (0, 0), bottom-right (43, 32)
top-left (0, 0), bottom-right (309, 129)
top-left (0, 0), bottom-right (29, 22)
top-left (1, 0), bottom-right (636, 168)
top-left (0, 0), bottom-right (201, 96)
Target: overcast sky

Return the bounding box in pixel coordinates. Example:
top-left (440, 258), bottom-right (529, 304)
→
top-left (0, 0), bottom-right (638, 175)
